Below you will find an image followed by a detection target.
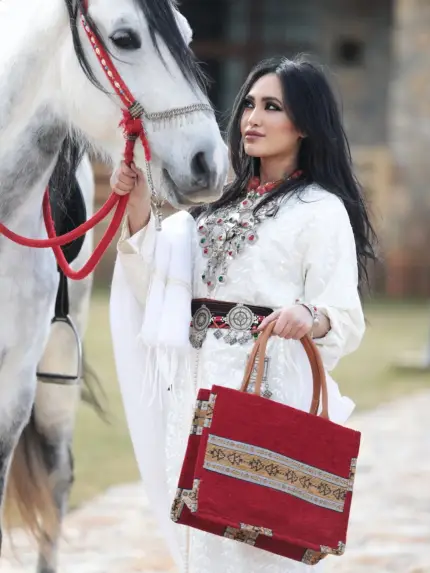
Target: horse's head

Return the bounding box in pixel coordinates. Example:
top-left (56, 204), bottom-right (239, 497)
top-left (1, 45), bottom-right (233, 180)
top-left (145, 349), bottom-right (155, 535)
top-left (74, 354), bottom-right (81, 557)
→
top-left (61, 0), bottom-right (228, 208)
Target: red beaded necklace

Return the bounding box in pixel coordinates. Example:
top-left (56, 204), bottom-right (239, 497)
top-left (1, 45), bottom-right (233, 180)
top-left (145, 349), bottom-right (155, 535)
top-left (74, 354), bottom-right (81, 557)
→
top-left (247, 169), bottom-right (303, 197)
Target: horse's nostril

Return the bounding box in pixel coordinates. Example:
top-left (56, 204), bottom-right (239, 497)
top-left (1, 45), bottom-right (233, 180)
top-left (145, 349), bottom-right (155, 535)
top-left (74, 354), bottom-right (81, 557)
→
top-left (191, 151), bottom-right (211, 188)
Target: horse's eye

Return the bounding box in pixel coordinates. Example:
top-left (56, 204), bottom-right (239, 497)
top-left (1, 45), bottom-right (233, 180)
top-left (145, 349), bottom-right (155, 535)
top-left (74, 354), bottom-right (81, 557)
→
top-left (110, 29), bottom-right (141, 51)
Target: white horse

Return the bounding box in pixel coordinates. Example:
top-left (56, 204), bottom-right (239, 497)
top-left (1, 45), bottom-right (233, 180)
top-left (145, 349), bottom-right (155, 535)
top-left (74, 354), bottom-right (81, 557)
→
top-left (0, 0), bottom-right (228, 571)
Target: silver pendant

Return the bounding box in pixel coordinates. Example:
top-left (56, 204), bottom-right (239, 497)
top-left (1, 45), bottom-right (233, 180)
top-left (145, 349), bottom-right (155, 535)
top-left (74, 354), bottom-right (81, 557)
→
top-left (238, 331), bottom-right (253, 345)
top-left (190, 331), bottom-right (207, 349)
top-left (224, 331), bottom-right (238, 345)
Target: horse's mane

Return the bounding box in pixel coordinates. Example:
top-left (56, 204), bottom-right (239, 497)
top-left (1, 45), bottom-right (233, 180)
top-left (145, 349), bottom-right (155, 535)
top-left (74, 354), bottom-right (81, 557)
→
top-left (48, 134), bottom-right (85, 227)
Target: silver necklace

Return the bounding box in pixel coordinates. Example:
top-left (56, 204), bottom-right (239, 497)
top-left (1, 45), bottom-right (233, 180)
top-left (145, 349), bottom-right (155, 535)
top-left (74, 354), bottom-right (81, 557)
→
top-left (197, 179), bottom-right (284, 291)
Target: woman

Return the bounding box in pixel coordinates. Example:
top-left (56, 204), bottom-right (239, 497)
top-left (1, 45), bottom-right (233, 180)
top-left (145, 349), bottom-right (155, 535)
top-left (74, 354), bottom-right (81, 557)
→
top-left (109, 56), bottom-right (376, 573)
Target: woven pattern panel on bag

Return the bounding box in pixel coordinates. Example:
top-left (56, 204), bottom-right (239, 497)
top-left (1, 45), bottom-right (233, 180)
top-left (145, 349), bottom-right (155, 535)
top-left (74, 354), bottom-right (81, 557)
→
top-left (204, 434), bottom-right (356, 513)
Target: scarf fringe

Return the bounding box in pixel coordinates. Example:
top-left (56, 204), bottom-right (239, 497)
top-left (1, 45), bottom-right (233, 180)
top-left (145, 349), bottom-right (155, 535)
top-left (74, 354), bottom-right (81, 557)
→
top-left (137, 335), bottom-right (192, 408)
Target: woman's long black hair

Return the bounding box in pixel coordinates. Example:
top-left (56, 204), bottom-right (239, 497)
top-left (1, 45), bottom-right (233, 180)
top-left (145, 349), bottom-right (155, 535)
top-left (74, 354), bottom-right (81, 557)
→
top-left (198, 56), bottom-right (377, 288)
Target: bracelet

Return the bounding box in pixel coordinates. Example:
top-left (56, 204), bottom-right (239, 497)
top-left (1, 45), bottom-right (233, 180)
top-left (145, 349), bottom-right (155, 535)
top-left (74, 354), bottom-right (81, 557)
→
top-left (295, 300), bottom-right (320, 337)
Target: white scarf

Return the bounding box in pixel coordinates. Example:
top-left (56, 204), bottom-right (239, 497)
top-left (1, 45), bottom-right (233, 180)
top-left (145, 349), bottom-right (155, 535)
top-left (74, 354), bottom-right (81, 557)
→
top-left (109, 210), bottom-right (195, 571)
top-left (137, 210), bottom-right (195, 402)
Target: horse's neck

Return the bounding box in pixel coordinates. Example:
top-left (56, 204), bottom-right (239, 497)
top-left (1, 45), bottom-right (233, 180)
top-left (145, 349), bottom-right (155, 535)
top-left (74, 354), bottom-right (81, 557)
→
top-left (0, 0), bottom-right (67, 231)
top-left (0, 0), bottom-right (65, 131)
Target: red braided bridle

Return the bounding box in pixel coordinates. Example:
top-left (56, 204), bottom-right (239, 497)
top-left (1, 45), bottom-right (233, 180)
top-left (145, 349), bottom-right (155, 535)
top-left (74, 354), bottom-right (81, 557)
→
top-left (0, 0), bottom-right (150, 280)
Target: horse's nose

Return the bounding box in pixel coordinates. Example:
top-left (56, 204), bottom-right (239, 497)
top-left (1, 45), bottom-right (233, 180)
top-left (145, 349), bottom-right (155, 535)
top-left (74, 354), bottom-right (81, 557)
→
top-left (190, 149), bottom-right (214, 189)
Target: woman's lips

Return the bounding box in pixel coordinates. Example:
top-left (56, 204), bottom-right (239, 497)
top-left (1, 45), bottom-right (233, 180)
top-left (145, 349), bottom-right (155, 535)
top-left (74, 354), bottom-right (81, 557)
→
top-left (245, 131), bottom-right (264, 140)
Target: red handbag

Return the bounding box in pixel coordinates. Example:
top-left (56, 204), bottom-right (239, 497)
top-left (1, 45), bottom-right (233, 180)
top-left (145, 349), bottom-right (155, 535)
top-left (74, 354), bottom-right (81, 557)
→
top-left (171, 324), bottom-right (360, 565)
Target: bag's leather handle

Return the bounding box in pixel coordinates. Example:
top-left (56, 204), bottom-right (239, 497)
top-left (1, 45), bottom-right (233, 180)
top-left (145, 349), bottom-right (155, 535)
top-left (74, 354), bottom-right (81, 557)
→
top-left (240, 322), bottom-right (330, 419)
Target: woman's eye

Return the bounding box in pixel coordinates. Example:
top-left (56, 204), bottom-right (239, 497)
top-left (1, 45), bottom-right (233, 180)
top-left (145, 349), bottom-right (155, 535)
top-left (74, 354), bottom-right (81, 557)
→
top-left (266, 102), bottom-right (281, 111)
top-left (110, 29), bottom-right (142, 51)
top-left (243, 99), bottom-right (254, 109)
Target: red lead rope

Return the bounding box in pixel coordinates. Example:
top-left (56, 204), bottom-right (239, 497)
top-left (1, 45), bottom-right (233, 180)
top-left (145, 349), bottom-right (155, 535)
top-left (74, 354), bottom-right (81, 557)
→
top-left (0, 192), bottom-right (128, 280)
top-left (0, 5), bottom-right (151, 280)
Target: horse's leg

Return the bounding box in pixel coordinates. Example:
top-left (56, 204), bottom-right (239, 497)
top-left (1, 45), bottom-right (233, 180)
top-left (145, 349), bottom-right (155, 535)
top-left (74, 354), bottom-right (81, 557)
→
top-left (32, 324), bottom-right (84, 572)
top-left (35, 157), bottom-right (96, 573)
top-left (0, 369), bottom-right (36, 552)
top-left (4, 273), bottom-right (94, 573)
top-left (34, 279), bottom-right (95, 573)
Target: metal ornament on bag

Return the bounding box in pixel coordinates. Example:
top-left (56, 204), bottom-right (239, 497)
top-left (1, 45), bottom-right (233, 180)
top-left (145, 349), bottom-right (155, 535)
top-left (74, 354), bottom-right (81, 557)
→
top-left (245, 354), bottom-right (272, 398)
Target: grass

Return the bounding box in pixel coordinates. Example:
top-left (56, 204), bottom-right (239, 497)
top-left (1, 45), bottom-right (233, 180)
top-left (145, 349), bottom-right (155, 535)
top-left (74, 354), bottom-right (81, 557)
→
top-left (334, 298), bottom-right (430, 409)
top-left (69, 291), bottom-right (430, 510)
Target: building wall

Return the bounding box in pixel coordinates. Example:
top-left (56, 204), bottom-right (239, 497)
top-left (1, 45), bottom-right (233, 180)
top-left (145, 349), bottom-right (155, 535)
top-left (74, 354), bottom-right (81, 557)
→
top-left (386, 0), bottom-right (430, 296)
top-left (320, 0), bottom-right (393, 146)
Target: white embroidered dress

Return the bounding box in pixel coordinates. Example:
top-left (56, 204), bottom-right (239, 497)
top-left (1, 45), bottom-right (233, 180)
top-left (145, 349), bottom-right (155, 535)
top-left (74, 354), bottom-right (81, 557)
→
top-left (109, 183), bottom-right (365, 573)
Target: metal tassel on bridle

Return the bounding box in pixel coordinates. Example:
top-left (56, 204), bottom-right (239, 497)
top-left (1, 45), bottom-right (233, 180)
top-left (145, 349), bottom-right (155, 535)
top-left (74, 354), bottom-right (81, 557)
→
top-left (123, 101), bottom-right (213, 231)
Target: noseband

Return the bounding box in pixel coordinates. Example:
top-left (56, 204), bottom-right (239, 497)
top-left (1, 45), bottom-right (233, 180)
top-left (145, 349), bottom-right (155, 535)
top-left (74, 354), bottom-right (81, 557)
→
top-left (0, 0), bottom-right (213, 280)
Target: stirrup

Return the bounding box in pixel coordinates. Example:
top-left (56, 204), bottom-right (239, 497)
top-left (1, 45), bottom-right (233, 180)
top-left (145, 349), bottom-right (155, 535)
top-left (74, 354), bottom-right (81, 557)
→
top-left (37, 315), bottom-right (83, 385)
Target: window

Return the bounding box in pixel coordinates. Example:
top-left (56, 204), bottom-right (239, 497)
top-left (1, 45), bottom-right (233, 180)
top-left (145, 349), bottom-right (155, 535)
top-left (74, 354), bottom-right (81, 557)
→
top-left (334, 38), bottom-right (365, 67)
top-left (180, 0), bottom-right (227, 41)
top-left (262, 0), bottom-right (320, 46)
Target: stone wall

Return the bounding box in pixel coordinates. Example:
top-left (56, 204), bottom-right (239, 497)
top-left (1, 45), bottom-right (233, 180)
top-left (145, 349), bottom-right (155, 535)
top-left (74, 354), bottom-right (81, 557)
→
top-left (387, 0), bottom-right (430, 297)
top-left (321, 0), bottom-right (393, 146)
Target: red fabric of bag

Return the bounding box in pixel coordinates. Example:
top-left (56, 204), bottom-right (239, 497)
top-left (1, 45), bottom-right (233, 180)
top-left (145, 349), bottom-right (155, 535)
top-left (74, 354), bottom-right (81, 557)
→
top-left (171, 327), bottom-right (360, 565)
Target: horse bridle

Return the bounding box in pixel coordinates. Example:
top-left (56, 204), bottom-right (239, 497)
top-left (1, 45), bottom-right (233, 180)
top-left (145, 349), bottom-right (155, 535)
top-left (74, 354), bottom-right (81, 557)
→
top-left (80, 2), bottom-right (213, 228)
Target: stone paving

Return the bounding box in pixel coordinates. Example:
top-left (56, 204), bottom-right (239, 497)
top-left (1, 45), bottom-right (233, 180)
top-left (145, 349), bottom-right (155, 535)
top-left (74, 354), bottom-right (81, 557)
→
top-left (2, 390), bottom-right (430, 573)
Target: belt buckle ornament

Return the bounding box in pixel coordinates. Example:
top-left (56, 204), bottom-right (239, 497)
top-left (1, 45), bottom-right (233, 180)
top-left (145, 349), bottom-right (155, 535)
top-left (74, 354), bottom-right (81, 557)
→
top-left (213, 304), bottom-right (256, 345)
top-left (190, 305), bottom-right (212, 349)
top-left (226, 304), bottom-right (254, 331)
